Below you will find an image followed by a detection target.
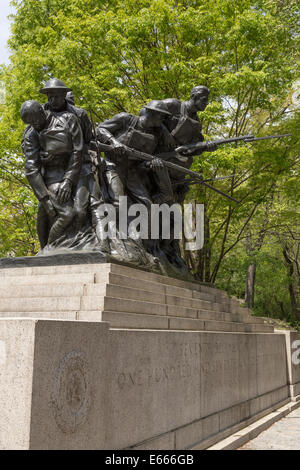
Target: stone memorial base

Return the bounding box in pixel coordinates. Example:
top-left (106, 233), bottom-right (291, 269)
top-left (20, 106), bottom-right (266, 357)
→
top-left (0, 259), bottom-right (298, 449)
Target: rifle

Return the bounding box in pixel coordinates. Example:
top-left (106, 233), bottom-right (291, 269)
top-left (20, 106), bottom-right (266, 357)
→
top-left (92, 141), bottom-right (110, 203)
top-left (175, 133), bottom-right (292, 156)
top-left (91, 141), bottom-right (240, 204)
top-left (172, 175), bottom-right (235, 187)
top-left (88, 113), bottom-right (110, 203)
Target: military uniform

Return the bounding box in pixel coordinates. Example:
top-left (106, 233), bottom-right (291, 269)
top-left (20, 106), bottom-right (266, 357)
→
top-left (158, 98), bottom-right (204, 142)
top-left (22, 110), bottom-right (83, 247)
top-left (41, 79), bottom-right (110, 248)
top-left (96, 112), bottom-right (174, 209)
top-left (147, 98), bottom-right (205, 204)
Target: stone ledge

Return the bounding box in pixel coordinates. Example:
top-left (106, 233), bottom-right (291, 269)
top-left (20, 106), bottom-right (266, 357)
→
top-left (126, 387), bottom-right (290, 450)
top-left (0, 316), bottom-right (289, 449)
top-left (206, 397), bottom-right (300, 450)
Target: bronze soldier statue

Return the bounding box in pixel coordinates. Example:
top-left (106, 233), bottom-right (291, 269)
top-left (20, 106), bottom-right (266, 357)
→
top-left (153, 85), bottom-right (217, 202)
top-left (20, 100), bottom-right (83, 248)
top-left (96, 102), bottom-right (175, 207)
top-left (129, 90), bottom-right (216, 273)
top-left (41, 79), bottom-right (94, 227)
top-left (95, 102), bottom-right (176, 257)
top-left (159, 85), bottom-right (210, 145)
top-left (40, 79), bottom-right (111, 250)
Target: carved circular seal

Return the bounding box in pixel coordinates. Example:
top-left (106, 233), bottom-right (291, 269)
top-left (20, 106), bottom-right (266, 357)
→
top-left (50, 351), bottom-right (91, 434)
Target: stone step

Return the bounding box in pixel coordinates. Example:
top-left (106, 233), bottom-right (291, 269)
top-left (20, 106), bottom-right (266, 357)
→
top-left (0, 285), bottom-right (249, 321)
top-left (191, 288), bottom-right (223, 303)
top-left (0, 283), bottom-right (87, 298)
top-left (0, 261), bottom-right (229, 300)
top-left (167, 303), bottom-right (256, 321)
top-left (198, 309), bottom-right (263, 325)
top-left (168, 316), bottom-right (274, 333)
top-left (238, 315), bottom-right (265, 324)
top-left (0, 262), bottom-right (270, 335)
top-left (181, 317), bottom-right (272, 332)
top-left (99, 311), bottom-right (274, 333)
top-left (80, 302), bottom-right (263, 326)
top-left (100, 296), bottom-right (260, 324)
top-left (105, 273), bottom-right (218, 302)
top-left (101, 311), bottom-right (169, 330)
top-left (0, 296), bottom-right (82, 312)
top-left (0, 311), bottom-right (78, 320)
top-left (84, 296), bottom-right (167, 316)
top-left (0, 280), bottom-right (237, 317)
top-left (0, 261), bottom-right (227, 297)
top-left (0, 283), bottom-right (260, 326)
top-left (0, 309), bottom-right (273, 333)
top-left (166, 294), bottom-right (224, 312)
top-left (0, 269), bottom-right (228, 308)
top-left (237, 306), bottom-right (252, 316)
top-left (0, 272), bottom-right (98, 286)
top-left (226, 304), bottom-right (252, 316)
top-left (99, 311), bottom-right (231, 331)
top-left (108, 263), bottom-right (228, 297)
top-left (0, 303), bottom-right (264, 325)
top-left (0, 263), bottom-right (111, 277)
top-left (87, 283), bottom-right (225, 312)
top-left (87, 283), bottom-right (165, 305)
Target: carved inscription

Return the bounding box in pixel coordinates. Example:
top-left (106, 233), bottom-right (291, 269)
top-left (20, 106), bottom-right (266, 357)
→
top-left (117, 362), bottom-right (196, 389)
top-left (115, 338), bottom-right (258, 390)
top-left (114, 337), bottom-right (280, 393)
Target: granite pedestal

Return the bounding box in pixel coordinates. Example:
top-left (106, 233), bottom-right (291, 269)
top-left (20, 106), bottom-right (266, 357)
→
top-left (0, 257), bottom-right (297, 449)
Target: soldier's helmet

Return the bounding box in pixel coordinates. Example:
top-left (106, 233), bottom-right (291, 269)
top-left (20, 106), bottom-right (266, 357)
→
top-left (143, 100), bottom-right (172, 116)
top-left (190, 85), bottom-right (210, 98)
top-left (40, 78), bottom-right (72, 94)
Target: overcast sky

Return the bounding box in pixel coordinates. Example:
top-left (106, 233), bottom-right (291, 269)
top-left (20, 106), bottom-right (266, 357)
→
top-left (0, 0), bottom-right (15, 64)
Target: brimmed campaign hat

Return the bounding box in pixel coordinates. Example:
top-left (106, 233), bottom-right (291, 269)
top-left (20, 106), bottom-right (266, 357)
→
top-left (190, 85), bottom-right (210, 97)
top-left (40, 78), bottom-right (72, 94)
top-left (143, 100), bottom-right (172, 116)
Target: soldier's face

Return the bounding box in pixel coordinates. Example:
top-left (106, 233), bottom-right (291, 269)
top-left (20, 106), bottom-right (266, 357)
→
top-left (47, 91), bottom-right (67, 111)
top-left (28, 107), bottom-right (47, 131)
top-left (192, 93), bottom-right (209, 111)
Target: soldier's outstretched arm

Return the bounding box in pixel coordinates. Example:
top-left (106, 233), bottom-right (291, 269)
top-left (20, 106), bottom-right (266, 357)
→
top-left (96, 113), bottom-right (132, 155)
top-left (96, 113), bottom-right (129, 140)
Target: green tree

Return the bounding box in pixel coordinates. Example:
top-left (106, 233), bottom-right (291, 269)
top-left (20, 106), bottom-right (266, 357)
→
top-left (0, 0), bottom-right (298, 323)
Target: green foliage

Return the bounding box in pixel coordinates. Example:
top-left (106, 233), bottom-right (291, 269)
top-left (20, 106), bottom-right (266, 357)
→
top-left (0, 0), bottom-right (299, 322)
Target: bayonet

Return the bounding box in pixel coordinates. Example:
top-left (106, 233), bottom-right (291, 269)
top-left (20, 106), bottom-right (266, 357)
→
top-left (92, 141), bottom-right (240, 203)
top-left (172, 175), bottom-right (235, 187)
top-left (176, 133), bottom-right (293, 156)
top-left (243, 133), bottom-right (292, 143)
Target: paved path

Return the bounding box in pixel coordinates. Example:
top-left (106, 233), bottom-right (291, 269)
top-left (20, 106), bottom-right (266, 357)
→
top-left (240, 407), bottom-right (300, 450)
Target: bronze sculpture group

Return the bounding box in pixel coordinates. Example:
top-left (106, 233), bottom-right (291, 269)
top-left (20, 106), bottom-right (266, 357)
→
top-left (20, 79), bottom-right (290, 277)
top-left (20, 78), bottom-right (218, 277)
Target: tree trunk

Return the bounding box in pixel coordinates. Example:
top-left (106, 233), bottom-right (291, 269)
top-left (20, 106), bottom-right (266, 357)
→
top-left (245, 263), bottom-right (256, 309)
top-left (204, 212), bottom-right (210, 283)
top-left (283, 244), bottom-right (300, 321)
top-left (194, 203), bottom-right (208, 282)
